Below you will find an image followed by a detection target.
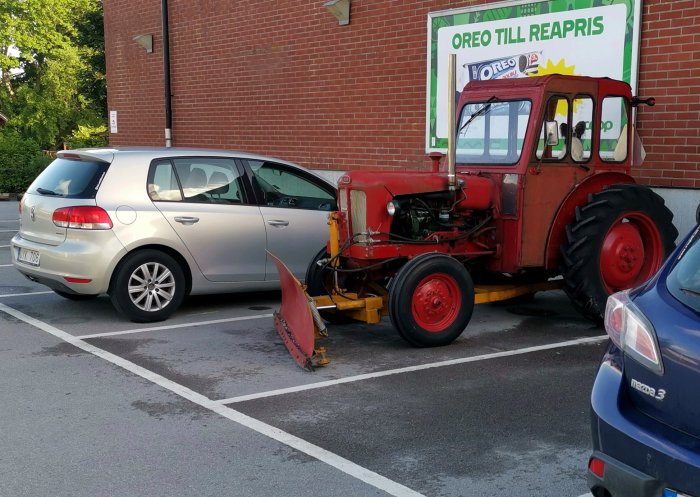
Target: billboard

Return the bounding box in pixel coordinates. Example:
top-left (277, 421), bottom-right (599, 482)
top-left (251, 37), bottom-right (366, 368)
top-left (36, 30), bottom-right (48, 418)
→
top-left (426, 0), bottom-right (642, 151)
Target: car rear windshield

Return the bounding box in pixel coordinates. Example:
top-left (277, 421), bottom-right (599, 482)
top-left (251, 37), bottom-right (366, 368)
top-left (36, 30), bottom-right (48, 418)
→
top-left (28, 157), bottom-right (109, 199)
top-left (667, 227), bottom-right (700, 313)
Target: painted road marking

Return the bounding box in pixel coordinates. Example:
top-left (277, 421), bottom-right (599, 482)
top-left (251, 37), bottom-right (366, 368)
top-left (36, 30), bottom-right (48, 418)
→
top-left (0, 302), bottom-right (425, 497)
top-left (216, 335), bottom-right (607, 404)
top-left (0, 291), bottom-right (53, 298)
top-left (76, 314), bottom-right (274, 339)
top-left (0, 229), bottom-right (17, 232)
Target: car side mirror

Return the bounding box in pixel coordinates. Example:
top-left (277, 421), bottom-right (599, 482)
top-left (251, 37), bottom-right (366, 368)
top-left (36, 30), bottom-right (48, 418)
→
top-left (545, 121), bottom-right (559, 146)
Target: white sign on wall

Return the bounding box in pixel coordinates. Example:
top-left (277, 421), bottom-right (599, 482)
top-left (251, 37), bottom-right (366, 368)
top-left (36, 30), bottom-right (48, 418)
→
top-left (109, 110), bottom-right (118, 134)
top-left (426, 0), bottom-right (642, 151)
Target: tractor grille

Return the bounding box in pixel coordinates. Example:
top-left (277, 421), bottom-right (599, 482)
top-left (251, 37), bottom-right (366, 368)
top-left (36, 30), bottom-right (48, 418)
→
top-left (350, 189), bottom-right (367, 242)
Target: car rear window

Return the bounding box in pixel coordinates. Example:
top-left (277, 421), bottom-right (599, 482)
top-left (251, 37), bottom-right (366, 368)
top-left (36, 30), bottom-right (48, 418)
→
top-left (667, 227), bottom-right (700, 313)
top-left (28, 157), bottom-right (109, 199)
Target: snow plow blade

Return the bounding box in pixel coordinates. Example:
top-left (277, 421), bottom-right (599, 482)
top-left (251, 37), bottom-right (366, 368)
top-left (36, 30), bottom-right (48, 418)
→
top-left (268, 251), bottom-right (327, 371)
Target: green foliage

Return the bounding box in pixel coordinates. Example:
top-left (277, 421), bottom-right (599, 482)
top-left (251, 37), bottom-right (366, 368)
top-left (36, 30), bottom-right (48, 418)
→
top-left (0, 131), bottom-right (52, 193)
top-left (67, 123), bottom-right (108, 149)
top-left (0, 0), bottom-right (106, 150)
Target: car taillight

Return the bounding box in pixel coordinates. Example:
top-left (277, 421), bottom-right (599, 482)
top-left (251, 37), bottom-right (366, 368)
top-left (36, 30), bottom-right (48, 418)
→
top-left (588, 457), bottom-right (605, 478)
top-left (604, 291), bottom-right (663, 374)
top-left (52, 206), bottom-right (113, 230)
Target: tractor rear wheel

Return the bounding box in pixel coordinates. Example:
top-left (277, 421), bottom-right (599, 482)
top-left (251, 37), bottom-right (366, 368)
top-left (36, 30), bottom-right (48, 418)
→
top-left (560, 184), bottom-right (677, 322)
top-left (389, 253), bottom-right (474, 347)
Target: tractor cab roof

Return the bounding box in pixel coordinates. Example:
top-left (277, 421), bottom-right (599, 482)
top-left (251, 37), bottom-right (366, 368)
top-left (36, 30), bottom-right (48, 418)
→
top-left (461, 74), bottom-right (632, 100)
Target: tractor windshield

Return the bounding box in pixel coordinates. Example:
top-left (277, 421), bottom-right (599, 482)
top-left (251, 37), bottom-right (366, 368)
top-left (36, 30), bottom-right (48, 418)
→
top-left (456, 99), bottom-right (531, 165)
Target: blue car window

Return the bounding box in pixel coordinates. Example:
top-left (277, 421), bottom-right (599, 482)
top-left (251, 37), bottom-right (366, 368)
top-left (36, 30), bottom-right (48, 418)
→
top-left (667, 227), bottom-right (700, 313)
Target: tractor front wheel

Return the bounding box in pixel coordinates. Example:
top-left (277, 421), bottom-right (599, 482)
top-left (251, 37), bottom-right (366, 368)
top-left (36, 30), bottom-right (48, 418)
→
top-left (561, 184), bottom-right (677, 321)
top-left (389, 253), bottom-right (474, 347)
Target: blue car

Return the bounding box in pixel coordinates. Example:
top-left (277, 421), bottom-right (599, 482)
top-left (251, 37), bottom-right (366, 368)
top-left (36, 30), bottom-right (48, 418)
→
top-left (589, 215), bottom-right (700, 497)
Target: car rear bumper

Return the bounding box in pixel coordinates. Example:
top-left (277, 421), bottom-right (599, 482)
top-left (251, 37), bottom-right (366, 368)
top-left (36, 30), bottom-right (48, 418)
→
top-left (589, 357), bottom-right (700, 497)
top-left (11, 231), bottom-right (126, 295)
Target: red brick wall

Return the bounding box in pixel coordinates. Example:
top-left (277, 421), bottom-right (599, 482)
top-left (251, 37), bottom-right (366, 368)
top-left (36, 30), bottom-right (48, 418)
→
top-left (103, 0), bottom-right (700, 188)
top-left (635, 0), bottom-right (700, 187)
top-left (103, 0), bottom-right (165, 145)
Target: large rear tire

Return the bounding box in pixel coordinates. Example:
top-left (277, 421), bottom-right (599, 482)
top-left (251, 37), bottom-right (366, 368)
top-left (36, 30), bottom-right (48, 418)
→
top-left (389, 253), bottom-right (474, 347)
top-left (560, 184), bottom-right (677, 321)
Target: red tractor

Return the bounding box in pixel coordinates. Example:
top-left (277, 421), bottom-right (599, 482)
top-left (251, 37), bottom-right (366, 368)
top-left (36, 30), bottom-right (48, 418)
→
top-left (272, 57), bottom-right (677, 369)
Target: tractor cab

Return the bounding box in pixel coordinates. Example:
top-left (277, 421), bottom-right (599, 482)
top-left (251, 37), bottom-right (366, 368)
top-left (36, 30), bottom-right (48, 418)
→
top-left (454, 75), bottom-right (650, 274)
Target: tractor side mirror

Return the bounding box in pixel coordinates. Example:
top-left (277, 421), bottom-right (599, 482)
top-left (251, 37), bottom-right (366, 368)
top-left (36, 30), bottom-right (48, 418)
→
top-left (545, 121), bottom-right (559, 146)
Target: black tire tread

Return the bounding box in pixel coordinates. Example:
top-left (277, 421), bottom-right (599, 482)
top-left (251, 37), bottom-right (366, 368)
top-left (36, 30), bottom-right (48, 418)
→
top-left (109, 249), bottom-right (186, 323)
top-left (560, 183), bottom-right (677, 321)
top-left (389, 253), bottom-right (474, 347)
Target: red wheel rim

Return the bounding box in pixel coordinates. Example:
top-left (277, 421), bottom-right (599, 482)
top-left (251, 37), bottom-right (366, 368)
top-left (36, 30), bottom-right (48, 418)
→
top-left (599, 212), bottom-right (664, 292)
top-left (411, 272), bottom-right (462, 333)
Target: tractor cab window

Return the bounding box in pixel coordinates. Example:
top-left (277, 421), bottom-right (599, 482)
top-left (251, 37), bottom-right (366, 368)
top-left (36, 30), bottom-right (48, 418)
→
top-left (600, 96), bottom-right (629, 162)
top-left (536, 96), bottom-right (569, 160)
top-left (571, 96), bottom-right (594, 163)
top-left (456, 99), bottom-right (531, 165)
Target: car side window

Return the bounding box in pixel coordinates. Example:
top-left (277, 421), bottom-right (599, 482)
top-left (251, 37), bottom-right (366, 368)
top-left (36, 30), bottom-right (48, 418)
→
top-left (171, 158), bottom-right (245, 204)
top-left (148, 160), bottom-right (183, 201)
top-left (247, 160), bottom-right (336, 211)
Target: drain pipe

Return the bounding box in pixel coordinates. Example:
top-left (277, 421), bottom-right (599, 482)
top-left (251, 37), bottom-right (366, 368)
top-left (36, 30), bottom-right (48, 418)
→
top-left (161, 0), bottom-right (173, 147)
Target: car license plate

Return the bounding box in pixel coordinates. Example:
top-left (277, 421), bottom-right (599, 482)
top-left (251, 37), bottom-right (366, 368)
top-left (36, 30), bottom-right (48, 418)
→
top-left (664, 489), bottom-right (694, 497)
top-left (17, 248), bottom-right (40, 267)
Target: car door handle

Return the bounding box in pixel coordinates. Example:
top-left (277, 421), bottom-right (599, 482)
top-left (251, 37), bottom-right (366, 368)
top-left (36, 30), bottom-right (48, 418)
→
top-left (174, 216), bottom-right (199, 225)
top-left (267, 219), bottom-right (289, 227)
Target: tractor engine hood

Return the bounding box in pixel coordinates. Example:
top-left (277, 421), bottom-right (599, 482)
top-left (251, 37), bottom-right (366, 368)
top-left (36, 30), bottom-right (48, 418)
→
top-left (338, 170), bottom-right (494, 210)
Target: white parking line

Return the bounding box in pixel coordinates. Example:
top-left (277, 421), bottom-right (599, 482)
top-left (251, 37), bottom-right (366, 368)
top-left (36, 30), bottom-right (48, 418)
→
top-left (0, 229), bottom-right (17, 232)
top-left (0, 291), bottom-right (53, 298)
top-left (0, 245), bottom-right (10, 248)
top-left (216, 335), bottom-right (607, 404)
top-left (0, 264), bottom-right (13, 267)
top-left (0, 302), bottom-right (425, 497)
top-left (76, 314), bottom-right (274, 339)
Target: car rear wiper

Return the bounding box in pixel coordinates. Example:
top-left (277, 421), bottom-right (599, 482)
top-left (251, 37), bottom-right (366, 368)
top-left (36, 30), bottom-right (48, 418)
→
top-left (679, 287), bottom-right (700, 298)
top-left (36, 187), bottom-right (62, 196)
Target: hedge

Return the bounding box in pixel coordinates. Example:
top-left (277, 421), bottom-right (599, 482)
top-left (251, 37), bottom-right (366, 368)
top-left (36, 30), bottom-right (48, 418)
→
top-left (0, 133), bottom-right (53, 194)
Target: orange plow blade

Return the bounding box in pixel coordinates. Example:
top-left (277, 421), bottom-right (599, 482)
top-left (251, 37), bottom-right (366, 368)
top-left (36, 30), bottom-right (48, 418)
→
top-left (268, 252), bottom-right (323, 370)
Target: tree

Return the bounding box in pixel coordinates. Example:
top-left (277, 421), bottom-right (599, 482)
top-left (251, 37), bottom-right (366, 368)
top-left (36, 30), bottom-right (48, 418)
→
top-left (0, 0), bottom-right (106, 149)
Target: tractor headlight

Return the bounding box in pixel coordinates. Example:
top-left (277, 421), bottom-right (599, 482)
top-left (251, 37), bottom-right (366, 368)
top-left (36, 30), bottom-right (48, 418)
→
top-left (387, 200), bottom-right (400, 216)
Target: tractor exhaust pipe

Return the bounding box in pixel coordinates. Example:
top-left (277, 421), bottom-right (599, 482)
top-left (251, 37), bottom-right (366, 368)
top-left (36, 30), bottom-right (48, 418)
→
top-left (447, 53), bottom-right (457, 191)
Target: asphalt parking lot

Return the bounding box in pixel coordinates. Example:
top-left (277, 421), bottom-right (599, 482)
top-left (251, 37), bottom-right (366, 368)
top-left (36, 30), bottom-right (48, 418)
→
top-left (0, 199), bottom-right (601, 497)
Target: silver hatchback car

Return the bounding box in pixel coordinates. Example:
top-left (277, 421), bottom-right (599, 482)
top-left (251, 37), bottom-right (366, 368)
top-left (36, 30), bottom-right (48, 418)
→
top-left (11, 148), bottom-right (337, 322)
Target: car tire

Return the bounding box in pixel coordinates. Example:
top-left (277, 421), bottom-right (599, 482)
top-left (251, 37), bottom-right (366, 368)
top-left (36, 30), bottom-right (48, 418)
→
top-left (304, 247), bottom-right (331, 297)
top-left (109, 249), bottom-right (186, 323)
top-left (304, 247), bottom-right (356, 324)
top-left (389, 253), bottom-right (474, 347)
top-left (53, 290), bottom-right (98, 301)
